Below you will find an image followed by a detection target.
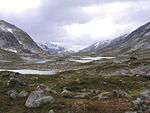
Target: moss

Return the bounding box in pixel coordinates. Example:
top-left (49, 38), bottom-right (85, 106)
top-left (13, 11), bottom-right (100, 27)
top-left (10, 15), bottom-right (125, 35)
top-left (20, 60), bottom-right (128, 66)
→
top-left (0, 69), bottom-right (149, 113)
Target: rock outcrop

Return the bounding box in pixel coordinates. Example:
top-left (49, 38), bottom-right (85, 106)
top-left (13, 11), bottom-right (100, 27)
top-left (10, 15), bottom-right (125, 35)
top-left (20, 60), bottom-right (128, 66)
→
top-left (25, 90), bottom-right (54, 108)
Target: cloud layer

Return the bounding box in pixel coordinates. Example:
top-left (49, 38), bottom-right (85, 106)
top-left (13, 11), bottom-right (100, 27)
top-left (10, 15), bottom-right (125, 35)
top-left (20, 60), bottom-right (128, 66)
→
top-left (0, 0), bottom-right (150, 51)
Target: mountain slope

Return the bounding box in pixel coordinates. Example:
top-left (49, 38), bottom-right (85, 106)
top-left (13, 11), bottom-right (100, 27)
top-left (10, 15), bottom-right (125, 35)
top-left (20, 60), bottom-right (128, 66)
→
top-left (38, 42), bottom-right (66, 55)
top-left (79, 22), bottom-right (150, 57)
top-left (81, 40), bottom-right (111, 53)
top-left (0, 20), bottom-right (43, 54)
top-left (99, 22), bottom-right (150, 56)
top-left (0, 48), bottom-right (22, 61)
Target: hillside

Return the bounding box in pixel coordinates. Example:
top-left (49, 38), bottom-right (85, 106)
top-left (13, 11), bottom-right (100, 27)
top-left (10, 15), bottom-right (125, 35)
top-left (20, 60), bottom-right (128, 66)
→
top-left (0, 20), bottom-right (43, 54)
top-left (0, 20), bottom-right (46, 61)
top-left (79, 22), bottom-right (150, 57)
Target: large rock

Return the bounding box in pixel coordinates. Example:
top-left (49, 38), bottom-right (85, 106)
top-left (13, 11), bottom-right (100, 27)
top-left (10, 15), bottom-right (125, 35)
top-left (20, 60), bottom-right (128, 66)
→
top-left (48, 110), bottom-right (55, 113)
top-left (36, 84), bottom-right (50, 92)
top-left (97, 92), bottom-right (111, 100)
top-left (61, 89), bottom-right (73, 98)
top-left (25, 90), bottom-right (54, 108)
top-left (7, 90), bottom-right (18, 99)
top-left (93, 91), bottom-right (111, 100)
top-left (74, 92), bottom-right (90, 99)
top-left (140, 90), bottom-right (150, 99)
top-left (18, 91), bottom-right (28, 98)
top-left (7, 90), bottom-right (28, 99)
top-left (125, 111), bottom-right (137, 113)
top-left (7, 73), bottom-right (27, 88)
top-left (132, 90), bottom-right (150, 113)
top-left (112, 90), bottom-right (129, 98)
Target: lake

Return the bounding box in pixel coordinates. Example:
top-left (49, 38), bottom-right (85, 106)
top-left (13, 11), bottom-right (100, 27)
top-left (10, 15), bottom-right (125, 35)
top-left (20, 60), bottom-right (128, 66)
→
top-left (0, 69), bottom-right (56, 75)
top-left (70, 56), bottom-right (114, 63)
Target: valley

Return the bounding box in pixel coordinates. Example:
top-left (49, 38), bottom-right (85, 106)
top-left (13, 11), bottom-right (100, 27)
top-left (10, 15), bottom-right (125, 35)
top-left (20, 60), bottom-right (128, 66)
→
top-left (0, 20), bottom-right (149, 113)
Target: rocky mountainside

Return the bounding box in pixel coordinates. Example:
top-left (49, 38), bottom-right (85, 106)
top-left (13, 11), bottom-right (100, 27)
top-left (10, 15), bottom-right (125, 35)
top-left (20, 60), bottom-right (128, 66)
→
top-left (79, 22), bottom-right (150, 57)
top-left (0, 20), bottom-right (43, 54)
top-left (0, 20), bottom-right (47, 61)
top-left (81, 40), bottom-right (111, 53)
top-left (38, 42), bottom-right (66, 55)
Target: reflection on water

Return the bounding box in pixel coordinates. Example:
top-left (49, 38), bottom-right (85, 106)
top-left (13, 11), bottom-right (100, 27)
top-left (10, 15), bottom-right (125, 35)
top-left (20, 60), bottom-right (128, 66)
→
top-left (70, 57), bottom-right (114, 63)
top-left (0, 69), bottom-right (56, 75)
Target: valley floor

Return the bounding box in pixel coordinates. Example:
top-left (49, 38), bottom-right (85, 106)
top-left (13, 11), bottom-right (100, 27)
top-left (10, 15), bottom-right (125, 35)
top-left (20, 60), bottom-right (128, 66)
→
top-left (0, 71), bottom-right (149, 113)
top-left (0, 57), bottom-right (149, 113)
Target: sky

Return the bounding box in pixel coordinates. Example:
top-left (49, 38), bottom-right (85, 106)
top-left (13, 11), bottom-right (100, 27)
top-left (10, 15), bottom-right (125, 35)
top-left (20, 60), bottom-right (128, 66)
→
top-left (0, 0), bottom-right (150, 51)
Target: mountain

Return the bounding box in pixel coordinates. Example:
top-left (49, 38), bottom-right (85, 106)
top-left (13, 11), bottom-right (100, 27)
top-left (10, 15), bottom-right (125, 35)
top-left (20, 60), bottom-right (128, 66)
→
top-left (38, 42), bottom-right (73, 55)
top-left (79, 22), bottom-right (150, 57)
top-left (0, 20), bottom-right (46, 61)
top-left (0, 20), bottom-right (43, 54)
top-left (0, 48), bottom-right (22, 61)
top-left (81, 40), bottom-right (111, 53)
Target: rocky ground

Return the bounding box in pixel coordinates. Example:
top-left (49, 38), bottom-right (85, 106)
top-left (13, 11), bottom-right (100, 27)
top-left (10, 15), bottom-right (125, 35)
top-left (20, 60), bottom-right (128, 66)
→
top-left (0, 67), bottom-right (149, 113)
top-left (0, 56), bottom-right (150, 113)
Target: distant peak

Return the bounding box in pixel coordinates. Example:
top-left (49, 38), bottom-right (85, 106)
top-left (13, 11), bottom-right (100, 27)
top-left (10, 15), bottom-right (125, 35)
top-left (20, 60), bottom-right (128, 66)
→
top-left (0, 20), bottom-right (7, 23)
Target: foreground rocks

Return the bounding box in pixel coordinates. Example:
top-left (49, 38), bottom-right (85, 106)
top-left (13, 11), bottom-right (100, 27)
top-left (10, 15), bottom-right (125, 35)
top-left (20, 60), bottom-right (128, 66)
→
top-left (7, 90), bottom-right (18, 99)
top-left (7, 73), bottom-right (27, 88)
top-left (1, 70), bottom-right (149, 113)
top-left (74, 92), bottom-right (90, 99)
top-left (113, 90), bottom-right (129, 98)
top-left (25, 90), bottom-right (55, 108)
top-left (48, 109), bottom-right (55, 113)
top-left (7, 90), bottom-right (28, 99)
top-left (133, 90), bottom-right (150, 113)
top-left (61, 88), bottom-right (74, 98)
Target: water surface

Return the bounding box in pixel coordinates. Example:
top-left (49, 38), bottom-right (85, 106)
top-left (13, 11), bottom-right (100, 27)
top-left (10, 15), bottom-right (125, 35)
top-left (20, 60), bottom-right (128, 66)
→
top-left (70, 56), bottom-right (114, 63)
top-left (0, 69), bottom-right (56, 75)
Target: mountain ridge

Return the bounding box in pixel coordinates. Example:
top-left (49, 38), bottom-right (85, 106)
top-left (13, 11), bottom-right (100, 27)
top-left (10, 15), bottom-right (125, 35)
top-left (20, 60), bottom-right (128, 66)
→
top-left (0, 20), bottom-right (46, 60)
top-left (0, 20), bottom-right (43, 54)
top-left (79, 22), bottom-right (150, 57)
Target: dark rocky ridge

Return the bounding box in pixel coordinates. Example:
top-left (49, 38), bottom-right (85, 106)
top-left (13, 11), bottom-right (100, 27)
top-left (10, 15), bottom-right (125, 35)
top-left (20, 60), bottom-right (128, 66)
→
top-left (0, 20), bottom-right (43, 54)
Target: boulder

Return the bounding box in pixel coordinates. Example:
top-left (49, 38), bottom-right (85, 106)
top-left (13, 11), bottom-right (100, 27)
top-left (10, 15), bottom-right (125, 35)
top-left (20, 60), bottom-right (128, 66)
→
top-left (61, 89), bottom-right (73, 98)
top-left (90, 89), bottom-right (101, 95)
top-left (48, 110), bottom-right (55, 113)
top-left (74, 92), bottom-right (90, 99)
top-left (125, 112), bottom-right (137, 113)
top-left (7, 75), bottom-right (27, 88)
top-left (94, 92), bottom-right (111, 100)
top-left (37, 84), bottom-right (50, 92)
top-left (7, 90), bottom-right (18, 99)
top-left (112, 90), bottom-right (129, 98)
top-left (18, 91), bottom-right (28, 98)
top-left (140, 90), bottom-right (150, 99)
top-left (132, 90), bottom-right (150, 113)
top-left (25, 90), bottom-right (54, 108)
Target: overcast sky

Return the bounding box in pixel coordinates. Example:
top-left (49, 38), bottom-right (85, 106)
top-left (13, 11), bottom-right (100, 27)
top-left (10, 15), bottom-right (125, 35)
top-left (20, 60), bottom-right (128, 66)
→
top-left (0, 0), bottom-right (150, 51)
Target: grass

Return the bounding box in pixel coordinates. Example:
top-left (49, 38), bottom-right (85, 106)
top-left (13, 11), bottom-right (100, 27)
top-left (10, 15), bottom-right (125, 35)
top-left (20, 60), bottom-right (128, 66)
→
top-left (0, 65), bottom-right (149, 113)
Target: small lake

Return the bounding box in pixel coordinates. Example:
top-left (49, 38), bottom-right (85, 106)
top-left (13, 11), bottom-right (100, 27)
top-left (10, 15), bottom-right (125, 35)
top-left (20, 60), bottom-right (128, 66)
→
top-left (70, 56), bottom-right (114, 63)
top-left (35, 60), bottom-right (48, 64)
top-left (0, 69), bottom-right (56, 75)
top-left (34, 59), bottom-right (54, 64)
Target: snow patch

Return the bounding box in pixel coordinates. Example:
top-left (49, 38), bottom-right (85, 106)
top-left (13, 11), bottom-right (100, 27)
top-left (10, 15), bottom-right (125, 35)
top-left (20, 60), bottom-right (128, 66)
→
top-left (3, 48), bottom-right (17, 53)
top-left (0, 25), bottom-right (13, 33)
top-left (94, 42), bottom-right (100, 48)
top-left (7, 28), bottom-right (13, 33)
